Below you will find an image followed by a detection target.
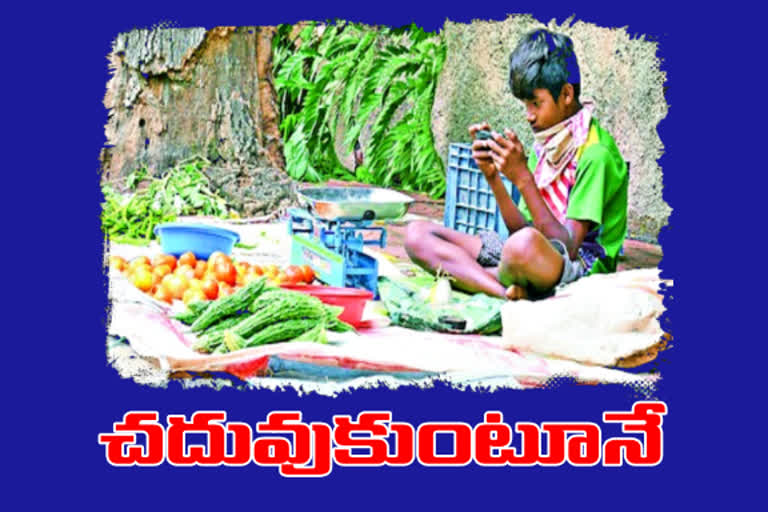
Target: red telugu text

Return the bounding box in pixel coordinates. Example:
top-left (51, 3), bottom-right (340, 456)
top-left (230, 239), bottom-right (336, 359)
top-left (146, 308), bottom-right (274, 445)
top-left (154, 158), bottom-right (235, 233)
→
top-left (97, 401), bottom-right (667, 476)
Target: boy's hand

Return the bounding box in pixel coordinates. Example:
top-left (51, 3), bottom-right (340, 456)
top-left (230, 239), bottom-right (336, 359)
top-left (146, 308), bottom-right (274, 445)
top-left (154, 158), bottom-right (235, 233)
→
top-left (469, 122), bottom-right (498, 180)
top-left (486, 129), bottom-right (529, 186)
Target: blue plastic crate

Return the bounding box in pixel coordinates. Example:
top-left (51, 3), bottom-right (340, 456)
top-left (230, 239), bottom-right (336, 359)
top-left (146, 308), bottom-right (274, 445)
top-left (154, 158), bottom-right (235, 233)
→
top-left (444, 143), bottom-right (520, 239)
top-left (444, 145), bottom-right (632, 258)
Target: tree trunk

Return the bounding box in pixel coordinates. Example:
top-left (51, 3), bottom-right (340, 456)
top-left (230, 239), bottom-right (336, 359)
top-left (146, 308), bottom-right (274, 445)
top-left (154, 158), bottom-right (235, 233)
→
top-left (101, 25), bottom-right (296, 217)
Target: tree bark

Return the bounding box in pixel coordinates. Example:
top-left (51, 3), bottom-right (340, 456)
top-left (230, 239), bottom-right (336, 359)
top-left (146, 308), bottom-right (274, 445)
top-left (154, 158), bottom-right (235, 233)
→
top-left (101, 25), bottom-right (296, 217)
top-left (256, 26), bottom-right (285, 171)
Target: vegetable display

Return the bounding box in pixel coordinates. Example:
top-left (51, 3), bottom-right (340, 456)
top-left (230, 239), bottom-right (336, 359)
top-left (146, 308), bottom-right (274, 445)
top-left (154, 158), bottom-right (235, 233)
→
top-left (170, 280), bottom-right (355, 355)
top-left (111, 247), bottom-right (345, 355)
top-left (101, 159), bottom-right (230, 246)
top-left (190, 278), bottom-right (267, 332)
top-left (109, 250), bottom-right (316, 305)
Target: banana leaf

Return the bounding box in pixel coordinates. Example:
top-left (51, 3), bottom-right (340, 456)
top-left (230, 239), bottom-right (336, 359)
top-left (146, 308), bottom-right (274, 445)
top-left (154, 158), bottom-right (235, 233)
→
top-left (377, 276), bottom-right (504, 335)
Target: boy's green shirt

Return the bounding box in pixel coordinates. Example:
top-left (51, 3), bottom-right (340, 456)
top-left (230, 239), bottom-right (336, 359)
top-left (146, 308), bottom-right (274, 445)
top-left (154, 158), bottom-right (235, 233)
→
top-left (517, 117), bottom-right (629, 274)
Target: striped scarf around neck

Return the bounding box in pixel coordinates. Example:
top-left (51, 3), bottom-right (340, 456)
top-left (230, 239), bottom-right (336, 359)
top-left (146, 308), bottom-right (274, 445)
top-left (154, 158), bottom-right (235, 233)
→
top-left (531, 100), bottom-right (594, 223)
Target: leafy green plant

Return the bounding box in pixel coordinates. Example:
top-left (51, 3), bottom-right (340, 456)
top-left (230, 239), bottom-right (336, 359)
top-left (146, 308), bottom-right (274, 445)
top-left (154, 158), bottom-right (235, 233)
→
top-left (273, 21), bottom-right (447, 198)
top-left (101, 157), bottom-right (230, 245)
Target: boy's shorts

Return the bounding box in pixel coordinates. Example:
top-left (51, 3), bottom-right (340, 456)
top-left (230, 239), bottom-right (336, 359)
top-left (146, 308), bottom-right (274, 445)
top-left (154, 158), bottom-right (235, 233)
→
top-left (476, 229), bottom-right (599, 288)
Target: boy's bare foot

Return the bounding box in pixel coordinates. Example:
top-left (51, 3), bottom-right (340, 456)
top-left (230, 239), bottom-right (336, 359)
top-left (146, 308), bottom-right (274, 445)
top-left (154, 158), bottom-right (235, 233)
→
top-left (505, 284), bottom-right (528, 300)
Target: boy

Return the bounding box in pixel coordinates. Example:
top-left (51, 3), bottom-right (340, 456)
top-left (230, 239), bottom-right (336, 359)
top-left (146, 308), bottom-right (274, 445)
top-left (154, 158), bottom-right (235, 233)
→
top-left (405, 29), bottom-right (628, 300)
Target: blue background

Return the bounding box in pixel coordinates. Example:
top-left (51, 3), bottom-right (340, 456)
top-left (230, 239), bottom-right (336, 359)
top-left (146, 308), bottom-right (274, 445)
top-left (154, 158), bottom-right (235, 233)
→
top-left (7, 1), bottom-right (756, 509)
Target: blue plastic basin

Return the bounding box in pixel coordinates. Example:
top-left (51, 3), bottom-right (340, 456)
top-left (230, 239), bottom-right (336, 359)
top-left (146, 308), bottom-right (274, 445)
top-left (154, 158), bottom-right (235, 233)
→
top-left (153, 223), bottom-right (240, 259)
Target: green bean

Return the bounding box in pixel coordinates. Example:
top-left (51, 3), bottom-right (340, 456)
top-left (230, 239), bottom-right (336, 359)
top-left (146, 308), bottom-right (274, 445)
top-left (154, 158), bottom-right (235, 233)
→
top-left (101, 157), bottom-right (229, 245)
top-left (108, 235), bottom-right (151, 246)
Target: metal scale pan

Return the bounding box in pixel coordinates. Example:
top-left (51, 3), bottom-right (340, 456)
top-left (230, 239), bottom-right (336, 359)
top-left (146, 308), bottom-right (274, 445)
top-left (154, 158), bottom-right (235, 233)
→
top-left (297, 186), bottom-right (414, 222)
top-left (290, 186), bottom-right (415, 296)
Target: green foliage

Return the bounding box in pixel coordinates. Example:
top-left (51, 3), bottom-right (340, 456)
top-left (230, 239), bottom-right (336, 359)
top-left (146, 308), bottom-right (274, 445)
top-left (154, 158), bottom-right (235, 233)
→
top-left (101, 157), bottom-right (230, 244)
top-left (273, 21), bottom-right (447, 198)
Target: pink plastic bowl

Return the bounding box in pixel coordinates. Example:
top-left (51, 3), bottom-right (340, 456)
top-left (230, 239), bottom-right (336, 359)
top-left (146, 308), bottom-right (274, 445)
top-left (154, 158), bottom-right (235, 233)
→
top-left (279, 285), bottom-right (373, 328)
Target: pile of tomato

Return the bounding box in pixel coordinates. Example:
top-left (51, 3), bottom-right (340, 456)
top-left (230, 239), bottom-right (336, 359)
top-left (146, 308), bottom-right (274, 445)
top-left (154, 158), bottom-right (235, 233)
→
top-left (109, 251), bottom-right (316, 305)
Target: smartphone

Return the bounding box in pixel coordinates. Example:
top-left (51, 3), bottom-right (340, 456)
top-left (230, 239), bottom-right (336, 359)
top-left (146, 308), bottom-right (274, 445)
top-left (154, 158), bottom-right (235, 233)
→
top-left (475, 129), bottom-right (493, 140)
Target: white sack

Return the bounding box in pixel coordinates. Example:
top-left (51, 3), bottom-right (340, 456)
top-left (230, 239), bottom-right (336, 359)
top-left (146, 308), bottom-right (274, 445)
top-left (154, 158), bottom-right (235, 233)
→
top-left (501, 268), bottom-right (670, 367)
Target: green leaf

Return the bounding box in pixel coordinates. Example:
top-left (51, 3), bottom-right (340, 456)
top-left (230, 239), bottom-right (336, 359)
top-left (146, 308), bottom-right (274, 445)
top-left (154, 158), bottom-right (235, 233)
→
top-left (273, 23), bottom-right (446, 196)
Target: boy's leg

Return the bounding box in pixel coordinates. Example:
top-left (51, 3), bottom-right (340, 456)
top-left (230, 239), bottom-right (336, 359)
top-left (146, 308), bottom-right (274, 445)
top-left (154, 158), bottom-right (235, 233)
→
top-left (497, 227), bottom-right (565, 295)
top-left (404, 221), bottom-right (506, 298)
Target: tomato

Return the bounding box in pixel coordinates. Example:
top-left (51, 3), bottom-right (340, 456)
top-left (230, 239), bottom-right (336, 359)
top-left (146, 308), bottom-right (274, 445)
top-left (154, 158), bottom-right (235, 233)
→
top-left (208, 251), bottom-right (231, 268)
top-left (214, 260), bottom-right (237, 286)
top-left (163, 274), bottom-right (190, 300)
top-left (300, 264), bottom-right (315, 284)
top-left (201, 278), bottom-right (219, 300)
top-left (183, 288), bottom-right (208, 305)
top-left (283, 266), bottom-right (304, 285)
top-left (151, 254), bottom-right (177, 272)
top-left (175, 264), bottom-right (196, 281)
top-left (263, 264), bottom-right (279, 278)
top-left (127, 257), bottom-right (151, 276)
top-left (127, 263), bottom-right (151, 280)
top-left (218, 282), bottom-right (234, 297)
top-left (153, 286), bottom-right (173, 304)
top-left (178, 251), bottom-right (197, 268)
top-left (250, 264), bottom-right (264, 276)
top-left (194, 260), bottom-right (207, 279)
top-left (236, 263), bottom-right (251, 286)
top-left (160, 273), bottom-right (175, 290)
top-left (109, 256), bottom-right (128, 272)
top-left (129, 255), bottom-right (151, 268)
top-left (269, 271), bottom-right (287, 285)
top-left (131, 267), bottom-right (153, 292)
top-left (153, 264), bottom-right (172, 281)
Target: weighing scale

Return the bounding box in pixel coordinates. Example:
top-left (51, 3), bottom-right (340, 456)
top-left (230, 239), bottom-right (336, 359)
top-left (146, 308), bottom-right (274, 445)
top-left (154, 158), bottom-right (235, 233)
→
top-left (287, 187), bottom-right (414, 297)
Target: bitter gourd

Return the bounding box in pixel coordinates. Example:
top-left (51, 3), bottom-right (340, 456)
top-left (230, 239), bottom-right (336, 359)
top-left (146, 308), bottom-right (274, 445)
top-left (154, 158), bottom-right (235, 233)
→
top-left (223, 330), bottom-right (247, 353)
top-left (245, 318), bottom-right (319, 347)
top-left (190, 286), bottom-right (356, 353)
top-left (190, 277), bottom-right (267, 332)
top-left (196, 289), bottom-right (325, 352)
top-left (194, 315), bottom-right (244, 351)
top-left (193, 334), bottom-right (225, 353)
top-left (173, 301), bottom-right (210, 325)
top-left (211, 341), bottom-right (229, 354)
top-left (322, 305), bottom-right (356, 332)
top-left (200, 314), bottom-right (247, 336)
top-left (233, 291), bottom-right (325, 338)
top-left (290, 321), bottom-right (328, 344)
top-left (190, 314), bottom-right (250, 352)
top-left (251, 290), bottom-right (354, 332)
top-left (248, 288), bottom-right (313, 313)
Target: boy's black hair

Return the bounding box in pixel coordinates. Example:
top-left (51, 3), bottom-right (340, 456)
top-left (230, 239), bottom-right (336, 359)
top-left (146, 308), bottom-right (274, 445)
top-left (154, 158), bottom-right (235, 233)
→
top-left (508, 29), bottom-right (581, 103)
